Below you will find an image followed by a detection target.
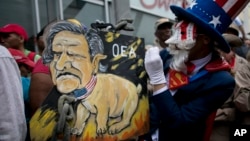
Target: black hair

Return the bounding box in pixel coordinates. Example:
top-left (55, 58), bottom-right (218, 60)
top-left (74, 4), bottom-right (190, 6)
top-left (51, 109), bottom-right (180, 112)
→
top-left (36, 27), bottom-right (45, 40)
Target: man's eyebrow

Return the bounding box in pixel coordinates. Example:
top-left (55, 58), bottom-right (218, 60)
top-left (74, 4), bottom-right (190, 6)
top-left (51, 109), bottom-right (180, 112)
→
top-left (68, 42), bottom-right (81, 46)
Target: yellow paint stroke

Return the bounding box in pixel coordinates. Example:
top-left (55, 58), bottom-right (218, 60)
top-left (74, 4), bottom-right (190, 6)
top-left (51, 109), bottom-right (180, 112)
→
top-left (139, 71), bottom-right (147, 79)
top-left (30, 108), bottom-right (57, 141)
top-left (111, 55), bottom-right (123, 61)
top-left (137, 59), bottom-right (144, 67)
top-left (105, 32), bottom-right (120, 42)
top-left (130, 64), bottom-right (137, 70)
top-left (111, 64), bottom-right (119, 70)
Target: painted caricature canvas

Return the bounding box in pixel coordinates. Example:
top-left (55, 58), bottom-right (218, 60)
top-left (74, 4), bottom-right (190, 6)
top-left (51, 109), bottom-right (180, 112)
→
top-left (29, 19), bottom-right (149, 141)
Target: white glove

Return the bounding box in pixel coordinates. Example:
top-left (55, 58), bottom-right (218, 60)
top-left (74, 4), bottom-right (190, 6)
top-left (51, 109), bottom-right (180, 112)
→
top-left (144, 47), bottom-right (166, 85)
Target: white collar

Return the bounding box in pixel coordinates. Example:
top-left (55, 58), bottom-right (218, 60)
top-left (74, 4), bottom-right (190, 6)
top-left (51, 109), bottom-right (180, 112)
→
top-left (190, 53), bottom-right (212, 75)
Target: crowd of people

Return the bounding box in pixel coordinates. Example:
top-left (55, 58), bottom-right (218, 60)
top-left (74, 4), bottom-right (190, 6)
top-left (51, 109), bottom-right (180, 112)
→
top-left (0, 0), bottom-right (250, 141)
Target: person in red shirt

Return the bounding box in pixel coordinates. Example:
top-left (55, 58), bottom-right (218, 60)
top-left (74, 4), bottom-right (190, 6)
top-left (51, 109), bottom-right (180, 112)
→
top-left (0, 24), bottom-right (41, 62)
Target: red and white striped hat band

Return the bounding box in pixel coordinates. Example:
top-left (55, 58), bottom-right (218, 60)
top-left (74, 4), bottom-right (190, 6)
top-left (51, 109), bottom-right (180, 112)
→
top-left (169, 0), bottom-right (250, 53)
top-left (215, 0), bottom-right (249, 19)
top-left (176, 21), bottom-right (197, 41)
top-left (165, 21), bottom-right (197, 50)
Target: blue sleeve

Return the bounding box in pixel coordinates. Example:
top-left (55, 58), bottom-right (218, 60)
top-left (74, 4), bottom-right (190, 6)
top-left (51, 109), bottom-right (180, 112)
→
top-left (151, 72), bottom-right (235, 128)
top-left (22, 77), bottom-right (31, 102)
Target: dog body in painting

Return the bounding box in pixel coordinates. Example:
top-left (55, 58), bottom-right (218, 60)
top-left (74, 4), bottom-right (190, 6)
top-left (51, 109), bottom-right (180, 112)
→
top-left (72, 73), bottom-right (140, 135)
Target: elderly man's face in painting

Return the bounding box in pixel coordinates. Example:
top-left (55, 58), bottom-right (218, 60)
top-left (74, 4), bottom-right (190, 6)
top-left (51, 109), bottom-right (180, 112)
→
top-left (50, 31), bottom-right (93, 93)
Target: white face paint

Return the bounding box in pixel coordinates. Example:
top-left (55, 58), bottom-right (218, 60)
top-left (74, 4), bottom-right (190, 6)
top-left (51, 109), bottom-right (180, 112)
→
top-left (165, 20), bottom-right (197, 73)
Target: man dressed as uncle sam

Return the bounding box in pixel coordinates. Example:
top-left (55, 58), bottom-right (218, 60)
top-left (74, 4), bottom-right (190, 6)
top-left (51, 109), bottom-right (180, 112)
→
top-left (142, 0), bottom-right (249, 141)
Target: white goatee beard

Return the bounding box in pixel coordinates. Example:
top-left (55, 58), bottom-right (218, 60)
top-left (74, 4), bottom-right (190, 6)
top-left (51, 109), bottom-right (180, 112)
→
top-left (169, 49), bottom-right (189, 74)
top-left (167, 38), bottom-right (196, 74)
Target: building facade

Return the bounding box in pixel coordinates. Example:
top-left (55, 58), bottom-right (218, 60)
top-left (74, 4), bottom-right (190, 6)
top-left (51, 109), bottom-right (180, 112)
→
top-left (0, 0), bottom-right (249, 52)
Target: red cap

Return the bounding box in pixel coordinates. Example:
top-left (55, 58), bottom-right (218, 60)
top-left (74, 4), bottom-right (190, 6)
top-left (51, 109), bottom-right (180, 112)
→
top-left (0, 24), bottom-right (28, 41)
top-left (8, 48), bottom-right (35, 69)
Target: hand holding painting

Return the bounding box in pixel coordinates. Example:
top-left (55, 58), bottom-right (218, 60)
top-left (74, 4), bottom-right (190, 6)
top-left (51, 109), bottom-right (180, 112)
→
top-left (144, 47), bottom-right (166, 85)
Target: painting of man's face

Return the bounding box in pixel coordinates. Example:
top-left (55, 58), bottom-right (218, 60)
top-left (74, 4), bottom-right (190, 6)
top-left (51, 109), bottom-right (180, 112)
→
top-left (50, 31), bottom-right (93, 93)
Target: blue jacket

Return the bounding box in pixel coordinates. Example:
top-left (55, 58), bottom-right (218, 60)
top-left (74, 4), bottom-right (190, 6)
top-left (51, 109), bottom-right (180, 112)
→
top-left (153, 71), bottom-right (234, 140)
top-left (144, 50), bottom-right (235, 141)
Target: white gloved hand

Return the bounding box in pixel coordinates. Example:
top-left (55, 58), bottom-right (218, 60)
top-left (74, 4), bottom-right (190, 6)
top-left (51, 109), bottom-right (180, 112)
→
top-left (144, 47), bottom-right (166, 85)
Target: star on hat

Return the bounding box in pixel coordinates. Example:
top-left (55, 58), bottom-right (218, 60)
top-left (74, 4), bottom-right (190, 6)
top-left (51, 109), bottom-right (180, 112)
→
top-left (189, 1), bottom-right (197, 9)
top-left (209, 15), bottom-right (222, 28)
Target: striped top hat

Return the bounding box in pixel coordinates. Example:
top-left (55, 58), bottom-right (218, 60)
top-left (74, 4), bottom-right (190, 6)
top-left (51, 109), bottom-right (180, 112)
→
top-left (170, 0), bottom-right (249, 53)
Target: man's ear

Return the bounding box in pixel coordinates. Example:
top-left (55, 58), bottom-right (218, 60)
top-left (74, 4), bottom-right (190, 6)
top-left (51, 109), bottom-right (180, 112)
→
top-left (92, 54), bottom-right (107, 74)
top-left (18, 35), bottom-right (25, 43)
